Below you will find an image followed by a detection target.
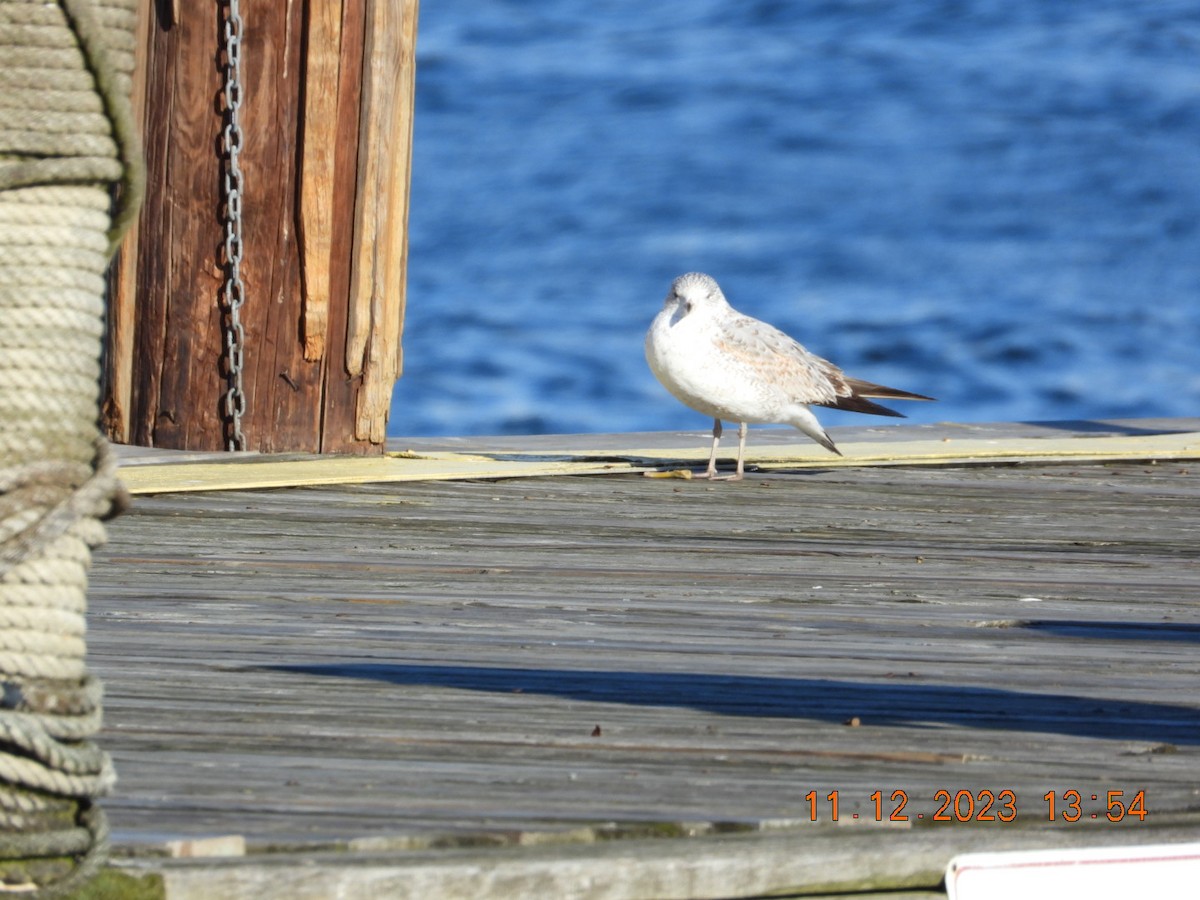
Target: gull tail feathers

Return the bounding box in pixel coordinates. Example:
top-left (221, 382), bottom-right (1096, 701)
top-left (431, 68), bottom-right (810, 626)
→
top-left (825, 394), bottom-right (907, 418)
top-left (823, 379), bottom-right (935, 418)
top-left (845, 378), bottom-right (935, 403)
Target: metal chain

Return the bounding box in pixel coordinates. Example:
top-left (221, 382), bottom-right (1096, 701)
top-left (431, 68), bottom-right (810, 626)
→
top-left (220, 0), bottom-right (247, 451)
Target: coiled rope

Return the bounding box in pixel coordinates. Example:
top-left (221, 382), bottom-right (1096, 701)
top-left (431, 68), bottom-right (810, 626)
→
top-left (1, 0), bottom-right (140, 894)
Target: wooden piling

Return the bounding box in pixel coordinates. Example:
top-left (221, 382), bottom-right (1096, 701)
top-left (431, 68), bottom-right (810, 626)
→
top-left (103, 0), bottom-right (419, 454)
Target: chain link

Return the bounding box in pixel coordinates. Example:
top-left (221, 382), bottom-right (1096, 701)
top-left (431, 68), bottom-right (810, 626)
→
top-left (220, 0), bottom-right (247, 451)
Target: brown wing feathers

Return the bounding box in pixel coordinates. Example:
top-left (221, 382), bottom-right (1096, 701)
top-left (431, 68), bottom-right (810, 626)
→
top-left (820, 377), bottom-right (935, 418)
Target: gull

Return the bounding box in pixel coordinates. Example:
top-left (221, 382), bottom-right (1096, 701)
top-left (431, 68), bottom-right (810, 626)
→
top-left (645, 272), bottom-right (933, 480)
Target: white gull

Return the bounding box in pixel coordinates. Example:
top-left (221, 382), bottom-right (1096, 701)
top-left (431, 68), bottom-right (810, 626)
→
top-left (645, 272), bottom-right (934, 480)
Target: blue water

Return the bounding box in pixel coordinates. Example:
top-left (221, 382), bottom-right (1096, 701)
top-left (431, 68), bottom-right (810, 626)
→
top-left (393, 0), bottom-right (1200, 437)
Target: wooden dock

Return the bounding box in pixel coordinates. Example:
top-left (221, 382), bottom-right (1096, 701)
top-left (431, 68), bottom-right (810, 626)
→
top-left (87, 420), bottom-right (1200, 898)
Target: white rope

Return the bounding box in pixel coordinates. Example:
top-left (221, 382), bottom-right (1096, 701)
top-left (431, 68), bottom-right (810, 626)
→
top-left (0, 0), bottom-right (141, 893)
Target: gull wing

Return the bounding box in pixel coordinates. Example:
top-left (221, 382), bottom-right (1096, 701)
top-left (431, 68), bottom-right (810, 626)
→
top-left (718, 314), bottom-right (934, 417)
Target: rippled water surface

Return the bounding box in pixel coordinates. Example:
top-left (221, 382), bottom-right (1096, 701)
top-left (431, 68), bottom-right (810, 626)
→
top-left (394, 1), bottom-right (1200, 436)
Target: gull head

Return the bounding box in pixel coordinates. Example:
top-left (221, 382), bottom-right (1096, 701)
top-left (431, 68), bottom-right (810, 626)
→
top-left (662, 272), bottom-right (729, 323)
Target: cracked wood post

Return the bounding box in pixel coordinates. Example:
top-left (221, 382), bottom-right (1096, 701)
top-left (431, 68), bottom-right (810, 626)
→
top-left (103, 0), bottom-right (419, 454)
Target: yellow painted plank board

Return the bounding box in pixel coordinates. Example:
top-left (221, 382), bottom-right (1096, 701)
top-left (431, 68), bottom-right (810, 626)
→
top-left (115, 428), bottom-right (1200, 495)
top-left (116, 451), bottom-right (636, 495)
top-left (599, 429), bottom-right (1200, 469)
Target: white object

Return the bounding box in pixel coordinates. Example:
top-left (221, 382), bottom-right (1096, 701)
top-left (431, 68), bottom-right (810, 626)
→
top-left (946, 842), bottom-right (1200, 900)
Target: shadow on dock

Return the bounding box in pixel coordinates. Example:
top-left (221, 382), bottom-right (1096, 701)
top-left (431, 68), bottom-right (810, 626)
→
top-left (1022, 419), bottom-right (1199, 437)
top-left (264, 662), bottom-right (1200, 745)
top-left (1023, 619), bottom-right (1200, 643)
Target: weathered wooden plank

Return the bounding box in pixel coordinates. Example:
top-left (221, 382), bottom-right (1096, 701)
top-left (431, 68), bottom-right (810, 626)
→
top-left (90, 469), bottom-right (1200, 821)
top-left (313, 0), bottom-right (369, 454)
top-left (101, 0), bottom-right (153, 443)
top-left (118, 825), bottom-right (1200, 900)
top-left (128, 4), bottom-right (225, 448)
top-left (237, 0), bottom-right (320, 452)
top-left (299, 0), bottom-right (344, 362)
top-left (85, 438), bottom-right (1200, 896)
top-left (109, 419), bottom-right (1200, 494)
top-left (346, 0), bottom-right (419, 442)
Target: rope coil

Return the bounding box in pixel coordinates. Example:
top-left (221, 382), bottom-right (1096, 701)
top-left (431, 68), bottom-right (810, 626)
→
top-left (1, 0), bottom-right (141, 894)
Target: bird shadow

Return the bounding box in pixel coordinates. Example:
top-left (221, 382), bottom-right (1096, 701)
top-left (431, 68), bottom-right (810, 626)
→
top-left (261, 662), bottom-right (1200, 746)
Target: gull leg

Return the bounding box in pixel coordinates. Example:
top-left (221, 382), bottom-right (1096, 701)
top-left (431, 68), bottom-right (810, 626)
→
top-left (711, 421), bottom-right (747, 481)
top-left (691, 418), bottom-right (723, 479)
top-left (708, 419), bottom-right (723, 477)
